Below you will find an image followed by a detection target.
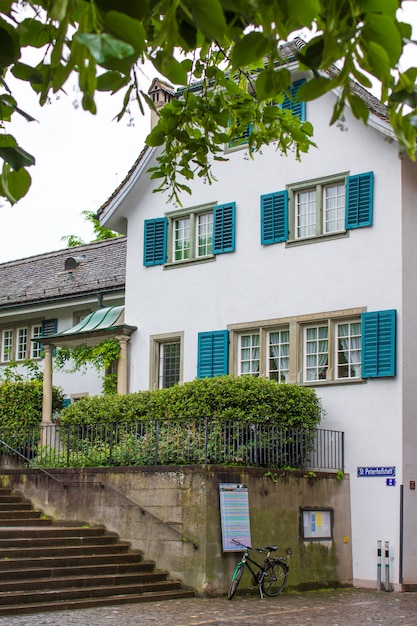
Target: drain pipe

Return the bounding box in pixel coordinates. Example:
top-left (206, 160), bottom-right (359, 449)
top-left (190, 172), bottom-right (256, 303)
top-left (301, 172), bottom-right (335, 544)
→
top-left (377, 540), bottom-right (382, 592)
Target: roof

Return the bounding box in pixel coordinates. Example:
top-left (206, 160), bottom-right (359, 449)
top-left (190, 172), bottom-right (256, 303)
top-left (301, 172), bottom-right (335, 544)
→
top-left (97, 38), bottom-right (391, 224)
top-left (0, 237), bottom-right (126, 309)
top-left (57, 305), bottom-right (126, 336)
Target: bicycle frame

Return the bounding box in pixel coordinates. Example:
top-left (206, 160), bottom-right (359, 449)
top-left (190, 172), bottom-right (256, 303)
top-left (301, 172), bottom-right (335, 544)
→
top-left (231, 544), bottom-right (280, 599)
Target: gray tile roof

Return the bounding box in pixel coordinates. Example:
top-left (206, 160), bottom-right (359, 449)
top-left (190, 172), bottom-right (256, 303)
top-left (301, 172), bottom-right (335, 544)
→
top-left (0, 237), bottom-right (126, 309)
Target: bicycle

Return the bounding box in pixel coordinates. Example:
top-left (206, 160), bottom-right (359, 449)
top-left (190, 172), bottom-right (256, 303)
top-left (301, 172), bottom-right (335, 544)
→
top-left (228, 539), bottom-right (289, 600)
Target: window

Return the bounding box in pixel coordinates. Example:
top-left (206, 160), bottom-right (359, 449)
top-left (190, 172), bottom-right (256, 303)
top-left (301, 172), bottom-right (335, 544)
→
top-left (260, 171), bottom-right (373, 245)
top-left (229, 307), bottom-right (394, 385)
top-left (293, 177), bottom-right (347, 240)
top-left (17, 328), bottom-right (28, 361)
top-left (268, 329), bottom-right (290, 382)
top-left (158, 341), bottom-right (181, 388)
top-left (2, 329), bottom-right (12, 362)
top-left (239, 333), bottom-right (260, 376)
top-left (31, 325), bottom-right (43, 359)
top-left (150, 333), bottom-right (184, 389)
top-left (144, 203), bottom-right (235, 267)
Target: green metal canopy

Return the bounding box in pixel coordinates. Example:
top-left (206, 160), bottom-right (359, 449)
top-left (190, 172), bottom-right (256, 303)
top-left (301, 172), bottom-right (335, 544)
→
top-left (58, 305), bottom-right (125, 336)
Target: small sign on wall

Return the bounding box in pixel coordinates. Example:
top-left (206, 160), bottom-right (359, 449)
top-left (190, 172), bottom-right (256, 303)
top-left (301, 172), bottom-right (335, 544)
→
top-left (219, 483), bottom-right (251, 551)
top-left (302, 509), bottom-right (333, 541)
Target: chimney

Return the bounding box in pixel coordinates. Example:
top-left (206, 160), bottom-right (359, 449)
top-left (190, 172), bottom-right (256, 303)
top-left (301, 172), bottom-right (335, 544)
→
top-left (148, 78), bottom-right (176, 130)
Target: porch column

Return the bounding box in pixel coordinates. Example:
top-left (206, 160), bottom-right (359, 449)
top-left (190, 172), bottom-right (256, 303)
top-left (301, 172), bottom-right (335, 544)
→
top-left (116, 336), bottom-right (129, 395)
top-left (42, 343), bottom-right (54, 424)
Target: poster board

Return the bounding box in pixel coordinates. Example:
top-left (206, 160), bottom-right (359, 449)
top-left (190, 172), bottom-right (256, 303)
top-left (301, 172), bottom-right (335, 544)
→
top-left (301, 509), bottom-right (332, 540)
top-left (219, 483), bottom-right (251, 551)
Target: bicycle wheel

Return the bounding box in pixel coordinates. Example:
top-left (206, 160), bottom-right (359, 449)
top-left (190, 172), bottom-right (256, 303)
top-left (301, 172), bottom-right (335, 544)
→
top-left (261, 561), bottom-right (288, 597)
top-left (228, 563), bottom-right (244, 600)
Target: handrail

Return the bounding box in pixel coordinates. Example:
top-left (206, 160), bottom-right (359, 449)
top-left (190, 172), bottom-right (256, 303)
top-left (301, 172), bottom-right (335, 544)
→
top-left (0, 438), bottom-right (198, 550)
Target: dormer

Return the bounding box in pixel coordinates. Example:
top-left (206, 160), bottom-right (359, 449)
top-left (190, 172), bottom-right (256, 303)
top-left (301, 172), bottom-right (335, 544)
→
top-left (148, 78), bottom-right (176, 130)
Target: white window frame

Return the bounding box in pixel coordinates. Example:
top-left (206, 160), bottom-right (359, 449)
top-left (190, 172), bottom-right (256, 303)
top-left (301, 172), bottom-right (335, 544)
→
top-left (1, 329), bottom-right (13, 363)
top-left (31, 325), bottom-right (43, 359)
top-left (239, 333), bottom-right (260, 376)
top-left (288, 173), bottom-right (348, 242)
top-left (267, 328), bottom-right (290, 383)
top-left (167, 204), bottom-right (215, 265)
top-left (16, 327), bottom-right (28, 361)
top-left (149, 332), bottom-right (184, 390)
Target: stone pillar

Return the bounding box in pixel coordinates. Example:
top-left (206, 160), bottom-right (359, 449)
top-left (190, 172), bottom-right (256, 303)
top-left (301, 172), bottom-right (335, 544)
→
top-left (41, 343), bottom-right (54, 447)
top-left (116, 336), bottom-right (129, 395)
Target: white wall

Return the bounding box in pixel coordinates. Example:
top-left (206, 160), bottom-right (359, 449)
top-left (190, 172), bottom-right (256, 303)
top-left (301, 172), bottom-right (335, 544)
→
top-left (119, 89), bottom-right (413, 587)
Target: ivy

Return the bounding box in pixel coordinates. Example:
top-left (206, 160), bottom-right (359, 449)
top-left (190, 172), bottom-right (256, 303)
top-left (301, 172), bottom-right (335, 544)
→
top-left (54, 339), bottom-right (121, 395)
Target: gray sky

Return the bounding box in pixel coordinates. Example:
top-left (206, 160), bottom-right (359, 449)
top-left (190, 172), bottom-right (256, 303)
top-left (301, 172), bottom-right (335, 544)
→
top-left (0, 3), bottom-right (416, 264)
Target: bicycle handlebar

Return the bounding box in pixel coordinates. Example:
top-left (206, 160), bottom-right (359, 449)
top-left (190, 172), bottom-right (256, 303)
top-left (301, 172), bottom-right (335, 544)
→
top-left (231, 539), bottom-right (277, 553)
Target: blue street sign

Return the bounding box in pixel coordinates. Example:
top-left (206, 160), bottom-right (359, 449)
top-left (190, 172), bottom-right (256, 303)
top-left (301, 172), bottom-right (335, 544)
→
top-left (386, 478), bottom-right (396, 487)
top-left (357, 467), bottom-right (396, 478)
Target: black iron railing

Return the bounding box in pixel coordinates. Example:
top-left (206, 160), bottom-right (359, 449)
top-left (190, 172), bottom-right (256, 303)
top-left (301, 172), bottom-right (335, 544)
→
top-left (0, 420), bottom-right (344, 471)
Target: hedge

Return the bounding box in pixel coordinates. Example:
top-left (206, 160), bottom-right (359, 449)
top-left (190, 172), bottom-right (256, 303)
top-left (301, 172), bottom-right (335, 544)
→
top-left (59, 376), bottom-right (323, 429)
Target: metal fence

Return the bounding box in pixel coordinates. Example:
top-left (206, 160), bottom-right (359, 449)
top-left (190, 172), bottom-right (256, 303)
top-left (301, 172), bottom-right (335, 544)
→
top-left (0, 420), bottom-right (344, 471)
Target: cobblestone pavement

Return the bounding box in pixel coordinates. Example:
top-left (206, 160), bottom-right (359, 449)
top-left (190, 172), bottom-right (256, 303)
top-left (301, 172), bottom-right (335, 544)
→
top-left (1, 589), bottom-right (417, 626)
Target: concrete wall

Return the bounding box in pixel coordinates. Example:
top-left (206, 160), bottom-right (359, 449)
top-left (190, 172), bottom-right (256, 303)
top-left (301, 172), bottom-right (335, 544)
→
top-left (1, 466), bottom-right (352, 595)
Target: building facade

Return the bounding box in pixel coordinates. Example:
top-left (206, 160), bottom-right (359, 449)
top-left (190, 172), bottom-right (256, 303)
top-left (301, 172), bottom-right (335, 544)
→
top-left (98, 52), bottom-right (417, 589)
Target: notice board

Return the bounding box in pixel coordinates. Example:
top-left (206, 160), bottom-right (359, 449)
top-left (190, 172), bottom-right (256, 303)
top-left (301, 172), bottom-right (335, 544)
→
top-left (219, 483), bottom-right (252, 551)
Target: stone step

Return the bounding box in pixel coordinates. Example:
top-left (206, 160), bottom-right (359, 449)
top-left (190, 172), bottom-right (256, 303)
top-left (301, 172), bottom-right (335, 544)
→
top-left (0, 534), bottom-right (122, 549)
top-left (0, 579), bottom-right (185, 606)
top-left (0, 569), bottom-right (169, 592)
top-left (0, 541), bottom-right (132, 559)
top-left (0, 561), bottom-right (154, 581)
top-left (0, 551), bottom-right (144, 571)
top-left (0, 588), bottom-right (195, 617)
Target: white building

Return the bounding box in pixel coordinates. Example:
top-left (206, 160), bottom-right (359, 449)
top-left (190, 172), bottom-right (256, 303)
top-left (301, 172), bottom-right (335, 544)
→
top-left (98, 46), bottom-right (417, 590)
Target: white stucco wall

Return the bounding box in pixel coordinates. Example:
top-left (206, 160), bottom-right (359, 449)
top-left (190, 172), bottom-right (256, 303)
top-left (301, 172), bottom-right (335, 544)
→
top-left (109, 88), bottom-right (417, 588)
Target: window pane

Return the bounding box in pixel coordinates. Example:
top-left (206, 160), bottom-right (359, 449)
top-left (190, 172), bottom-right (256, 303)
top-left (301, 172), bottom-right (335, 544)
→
top-left (296, 189), bottom-right (316, 238)
top-left (17, 328), bottom-right (28, 361)
top-left (2, 330), bottom-right (13, 362)
top-left (174, 218), bottom-right (190, 261)
top-left (305, 325), bottom-right (328, 381)
top-left (240, 334), bottom-right (260, 376)
top-left (197, 212), bottom-right (213, 257)
top-left (31, 325), bottom-right (43, 359)
top-left (158, 342), bottom-right (180, 388)
top-left (268, 329), bottom-right (290, 382)
top-left (324, 183), bottom-right (345, 233)
top-left (337, 320), bottom-right (361, 379)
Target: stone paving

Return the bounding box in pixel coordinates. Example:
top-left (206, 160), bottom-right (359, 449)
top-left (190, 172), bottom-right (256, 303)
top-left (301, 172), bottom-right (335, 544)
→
top-left (0, 588), bottom-right (417, 626)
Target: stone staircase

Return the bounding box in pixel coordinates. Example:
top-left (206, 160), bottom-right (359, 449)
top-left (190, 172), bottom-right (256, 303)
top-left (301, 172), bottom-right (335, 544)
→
top-left (0, 487), bottom-right (194, 616)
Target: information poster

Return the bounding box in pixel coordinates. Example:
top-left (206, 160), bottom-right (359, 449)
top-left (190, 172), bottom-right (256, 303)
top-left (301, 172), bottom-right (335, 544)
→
top-left (219, 483), bottom-right (252, 551)
top-left (302, 509), bottom-right (332, 540)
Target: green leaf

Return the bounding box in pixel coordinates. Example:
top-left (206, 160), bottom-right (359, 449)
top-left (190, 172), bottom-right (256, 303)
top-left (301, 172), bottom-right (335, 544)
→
top-left (152, 51), bottom-right (188, 85)
top-left (96, 71), bottom-right (129, 92)
top-left (0, 18), bottom-right (20, 69)
top-left (255, 68), bottom-right (291, 102)
top-left (49, 0), bottom-right (68, 22)
top-left (146, 127), bottom-right (166, 147)
top-left (297, 76), bottom-right (333, 102)
top-left (347, 93), bottom-right (369, 123)
top-left (362, 41), bottom-right (392, 82)
top-left (361, 14), bottom-right (402, 65)
top-left (11, 62), bottom-right (44, 86)
top-left (190, 0), bottom-right (227, 42)
top-left (0, 145), bottom-right (36, 170)
top-left (231, 32), bottom-right (270, 68)
top-left (0, 165), bottom-right (31, 205)
top-left (17, 18), bottom-right (57, 48)
top-left (74, 32), bottom-right (135, 65)
top-left (0, 134), bottom-right (17, 148)
top-left (103, 11), bottom-right (146, 54)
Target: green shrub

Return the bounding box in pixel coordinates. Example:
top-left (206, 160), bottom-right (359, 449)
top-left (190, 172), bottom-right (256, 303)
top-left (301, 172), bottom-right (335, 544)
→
top-left (0, 380), bottom-right (65, 430)
top-left (59, 376), bottom-right (323, 429)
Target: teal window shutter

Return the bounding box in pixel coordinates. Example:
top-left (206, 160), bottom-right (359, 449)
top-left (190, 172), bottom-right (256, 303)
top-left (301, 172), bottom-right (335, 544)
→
top-left (282, 79), bottom-right (306, 121)
top-left (144, 218), bottom-right (167, 266)
top-left (40, 318), bottom-right (58, 355)
top-left (229, 122), bottom-right (253, 148)
top-left (213, 203), bottom-right (236, 254)
top-left (345, 172), bottom-right (373, 229)
top-left (261, 191), bottom-right (288, 244)
top-left (362, 310), bottom-right (396, 378)
top-left (197, 330), bottom-right (229, 378)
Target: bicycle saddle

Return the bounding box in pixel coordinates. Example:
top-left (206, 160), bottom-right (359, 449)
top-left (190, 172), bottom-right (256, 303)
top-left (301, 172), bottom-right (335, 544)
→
top-left (266, 545), bottom-right (278, 551)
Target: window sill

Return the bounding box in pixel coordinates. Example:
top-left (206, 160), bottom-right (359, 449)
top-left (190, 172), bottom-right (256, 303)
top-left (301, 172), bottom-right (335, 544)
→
top-left (164, 255), bottom-right (216, 270)
top-left (300, 378), bottom-right (366, 387)
top-left (286, 231), bottom-right (349, 247)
